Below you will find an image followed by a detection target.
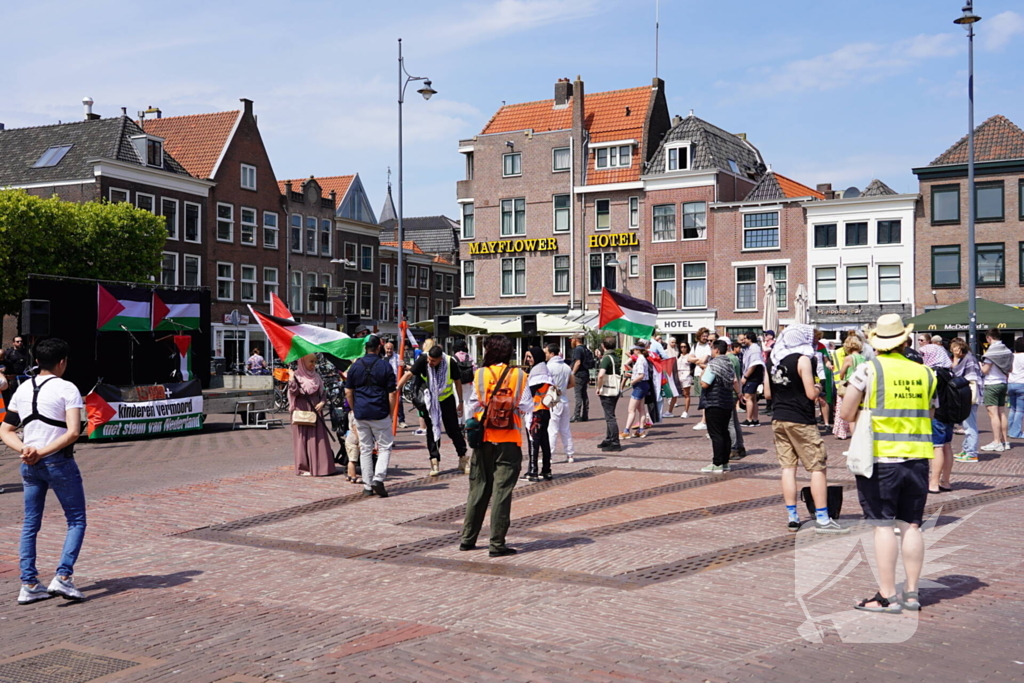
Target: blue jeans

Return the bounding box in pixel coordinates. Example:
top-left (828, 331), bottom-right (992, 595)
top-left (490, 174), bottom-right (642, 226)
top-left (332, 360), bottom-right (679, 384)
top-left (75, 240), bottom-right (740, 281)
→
top-left (962, 404), bottom-right (979, 457)
top-left (20, 454), bottom-right (87, 584)
top-left (1008, 384), bottom-right (1024, 438)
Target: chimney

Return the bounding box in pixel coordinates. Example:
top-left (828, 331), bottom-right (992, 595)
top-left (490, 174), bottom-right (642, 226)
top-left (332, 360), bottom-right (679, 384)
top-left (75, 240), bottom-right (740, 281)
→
top-left (284, 180), bottom-right (293, 197)
top-left (671, 114), bottom-right (682, 126)
top-left (240, 98), bottom-right (254, 117)
top-left (554, 78), bottom-right (573, 107)
top-left (736, 133), bottom-right (747, 141)
top-left (816, 183), bottom-right (835, 200)
top-left (0, 123), bottom-right (4, 131)
top-left (82, 97), bottom-right (100, 121)
top-left (572, 75), bottom-right (586, 184)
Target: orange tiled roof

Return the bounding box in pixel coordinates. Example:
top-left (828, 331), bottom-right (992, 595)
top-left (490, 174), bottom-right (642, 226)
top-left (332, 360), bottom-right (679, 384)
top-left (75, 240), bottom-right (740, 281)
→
top-left (277, 175), bottom-right (355, 208)
top-left (930, 115), bottom-right (1024, 165)
top-left (776, 172), bottom-right (825, 200)
top-left (141, 111), bottom-right (240, 179)
top-left (380, 240), bottom-right (425, 255)
top-left (432, 254), bottom-right (452, 265)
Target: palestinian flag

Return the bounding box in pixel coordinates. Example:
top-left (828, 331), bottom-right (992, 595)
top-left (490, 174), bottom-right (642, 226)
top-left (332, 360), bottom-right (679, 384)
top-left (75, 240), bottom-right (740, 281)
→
top-left (598, 288), bottom-right (657, 338)
top-left (249, 306), bottom-right (367, 363)
top-left (97, 284), bottom-right (151, 332)
top-left (174, 335), bottom-right (193, 380)
top-left (153, 290), bottom-right (201, 331)
top-left (270, 292), bottom-right (294, 321)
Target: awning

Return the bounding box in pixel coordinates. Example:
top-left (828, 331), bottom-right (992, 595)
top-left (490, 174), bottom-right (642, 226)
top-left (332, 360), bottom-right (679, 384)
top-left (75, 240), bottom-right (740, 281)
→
top-left (488, 313), bottom-right (587, 335)
top-left (905, 298), bottom-right (1024, 331)
top-left (417, 313), bottom-right (493, 335)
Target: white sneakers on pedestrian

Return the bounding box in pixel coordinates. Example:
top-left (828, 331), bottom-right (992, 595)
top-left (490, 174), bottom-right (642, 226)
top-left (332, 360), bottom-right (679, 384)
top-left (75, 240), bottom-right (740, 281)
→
top-left (429, 458), bottom-right (440, 476)
top-left (661, 412), bottom-right (674, 418)
top-left (414, 429), bottom-right (427, 436)
top-left (47, 575), bottom-right (84, 601)
top-left (693, 422), bottom-right (707, 431)
top-left (681, 412), bottom-right (689, 419)
top-left (980, 441), bottom-right (1005, 452)
top-left (17, 583), bottom-right (51, 605)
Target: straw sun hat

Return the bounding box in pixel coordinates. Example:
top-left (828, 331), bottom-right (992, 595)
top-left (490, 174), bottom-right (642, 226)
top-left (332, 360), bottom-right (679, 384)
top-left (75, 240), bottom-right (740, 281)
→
top-left (868, 314), bottom-right (914, 352)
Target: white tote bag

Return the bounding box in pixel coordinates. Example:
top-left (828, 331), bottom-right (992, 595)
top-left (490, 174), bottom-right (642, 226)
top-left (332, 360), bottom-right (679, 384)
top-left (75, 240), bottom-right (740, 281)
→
top-left (846, 364), bottom-right (874, 478)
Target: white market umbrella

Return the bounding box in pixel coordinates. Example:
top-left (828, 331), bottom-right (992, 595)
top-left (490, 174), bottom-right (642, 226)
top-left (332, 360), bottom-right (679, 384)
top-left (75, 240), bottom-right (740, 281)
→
top-left (418, 313), bottom-right (492, 335)
top-left (794, 283), bottom-right (810, 325)
top-left (762, 273), bottom-right (779, 335)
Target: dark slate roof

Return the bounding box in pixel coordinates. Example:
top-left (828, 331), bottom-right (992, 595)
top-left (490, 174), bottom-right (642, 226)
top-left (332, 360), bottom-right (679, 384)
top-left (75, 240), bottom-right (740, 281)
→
top-left (378, 185), bottom-right (397, 224)
top-left (379, 215), bottom-right (460, 254)
top-left (0, 116), bottom-right (191, 187)
top-left (860, 179), bottom-right (898, 197)
top-left (743, 171), bottom-right (825, 202)
top-left (930, 115), bottom-right (1024, 166)
top-left (645, 114), bottom-right (766, 180)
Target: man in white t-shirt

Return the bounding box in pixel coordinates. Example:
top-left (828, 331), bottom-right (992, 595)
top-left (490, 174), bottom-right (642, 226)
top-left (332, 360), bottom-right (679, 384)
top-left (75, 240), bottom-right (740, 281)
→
top-left (545, 343), bottom-right (576, 463)
top-left (688, 328), bottom-right (713, 430)
top-left (0, 338), bottom-right (86, 605)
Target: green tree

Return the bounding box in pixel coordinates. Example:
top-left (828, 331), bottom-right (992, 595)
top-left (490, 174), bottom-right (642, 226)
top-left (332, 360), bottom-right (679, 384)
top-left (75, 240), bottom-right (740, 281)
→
top-left (0, 189), bottom-right (166, 316)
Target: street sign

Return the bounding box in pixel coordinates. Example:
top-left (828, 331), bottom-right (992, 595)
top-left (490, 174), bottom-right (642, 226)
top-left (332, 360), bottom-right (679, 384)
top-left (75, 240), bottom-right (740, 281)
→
top-left (308, 286), bottom-right (328, 303)
top-left (326, 286), bottom-right (348, 302)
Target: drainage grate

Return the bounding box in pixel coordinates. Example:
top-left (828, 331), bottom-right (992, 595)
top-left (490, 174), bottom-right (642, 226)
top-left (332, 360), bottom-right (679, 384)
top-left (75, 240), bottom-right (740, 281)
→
top-left (0, 646), bottom-right (152, 683)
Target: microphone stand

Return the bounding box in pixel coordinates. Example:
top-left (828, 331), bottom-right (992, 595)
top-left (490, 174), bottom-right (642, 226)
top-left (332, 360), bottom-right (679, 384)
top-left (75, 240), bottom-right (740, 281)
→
top-left (120, 324), bottom-right (141, 387)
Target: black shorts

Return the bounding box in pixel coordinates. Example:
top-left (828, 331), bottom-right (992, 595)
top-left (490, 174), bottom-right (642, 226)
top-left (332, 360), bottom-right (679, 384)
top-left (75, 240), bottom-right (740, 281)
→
top-left (742, 367), bottom-right (763, 395)
top-left (856, 458), bottom-right (930, 526)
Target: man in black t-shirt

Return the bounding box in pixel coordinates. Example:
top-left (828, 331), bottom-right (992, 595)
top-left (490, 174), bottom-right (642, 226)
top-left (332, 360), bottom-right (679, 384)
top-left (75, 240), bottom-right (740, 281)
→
top-left (570, 335), bottom-right (591, 422)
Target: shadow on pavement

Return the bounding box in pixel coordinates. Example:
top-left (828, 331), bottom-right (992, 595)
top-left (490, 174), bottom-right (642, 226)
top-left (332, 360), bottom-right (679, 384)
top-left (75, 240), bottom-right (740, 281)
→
top-left (515, 536), bottom-right (595, 554)
top-left (77, 570), bottom-right (204, 602)
top-left (923, 574), bottom-right (989, 607)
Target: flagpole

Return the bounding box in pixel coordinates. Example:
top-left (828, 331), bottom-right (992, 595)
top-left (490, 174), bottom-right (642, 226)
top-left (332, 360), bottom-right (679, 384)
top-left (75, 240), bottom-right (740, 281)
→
top-left (392, 319), bottom-right (408, 435)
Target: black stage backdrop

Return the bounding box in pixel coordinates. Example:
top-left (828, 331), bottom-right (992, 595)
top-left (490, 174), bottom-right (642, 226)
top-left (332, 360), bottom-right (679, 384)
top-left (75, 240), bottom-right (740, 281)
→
top-left (27, 276), bottom-right (211, 394)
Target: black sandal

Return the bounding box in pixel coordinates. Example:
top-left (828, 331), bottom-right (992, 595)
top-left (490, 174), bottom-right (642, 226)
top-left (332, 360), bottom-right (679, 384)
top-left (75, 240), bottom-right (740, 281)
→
top-left (854, 591), bottom-right (903, 613)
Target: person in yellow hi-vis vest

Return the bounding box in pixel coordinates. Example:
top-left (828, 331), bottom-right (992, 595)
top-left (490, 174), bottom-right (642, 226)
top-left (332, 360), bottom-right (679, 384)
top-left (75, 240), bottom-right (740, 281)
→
top-left (460, 335), bottom-right (534, 557)
top-left (841, 314), bottom-right (936, 614)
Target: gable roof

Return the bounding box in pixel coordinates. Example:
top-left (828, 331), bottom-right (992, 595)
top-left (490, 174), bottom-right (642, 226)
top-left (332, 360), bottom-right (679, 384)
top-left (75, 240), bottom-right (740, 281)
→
top-left (379, 215), bottom-right (460, 255)
top-left (141, 111), bottom-right (241, 179)
top-left (379, 184), bottom-right (397, 224)
top-left (860, 179), bottom-right (898, 197)
top-left (645, 113), bottom-right (765, 179)
top-left (930, 115), bottom-right (1024, 166)
top-left (0, 116), bottom-right (192, 187)
top-left (745, 171), bottom-right (825, 202)
top-left (278, 175), bottom-right (354, 208)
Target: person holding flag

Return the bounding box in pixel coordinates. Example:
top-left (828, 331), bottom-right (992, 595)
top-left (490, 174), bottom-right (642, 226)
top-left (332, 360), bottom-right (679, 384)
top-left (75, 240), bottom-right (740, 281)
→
top-left (396, 345), bottom-right (467, 476)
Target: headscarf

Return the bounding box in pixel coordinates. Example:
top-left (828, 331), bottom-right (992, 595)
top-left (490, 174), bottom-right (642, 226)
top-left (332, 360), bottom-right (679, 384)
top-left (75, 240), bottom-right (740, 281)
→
top-left (770, 324), bottom-right (816, 366)
top-left (527, 346), bottom-right (551, 387)
top-left (293, 354), bottom-right (323, 395)
top-left (921, 344), bottom-right (952, 369)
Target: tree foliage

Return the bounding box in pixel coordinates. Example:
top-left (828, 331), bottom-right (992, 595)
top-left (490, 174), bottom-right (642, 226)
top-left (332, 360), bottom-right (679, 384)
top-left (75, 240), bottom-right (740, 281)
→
top-left (0, 189), bottom-right (166, 316)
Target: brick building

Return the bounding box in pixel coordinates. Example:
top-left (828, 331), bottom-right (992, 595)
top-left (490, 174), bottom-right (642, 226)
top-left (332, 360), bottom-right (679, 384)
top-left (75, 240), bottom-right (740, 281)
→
top-left (913, 115), bottom-right (1024, 323)
top-left (278, 176), bottom-right (340, 325)
top-left (455, 76), bottom-right (670, 324)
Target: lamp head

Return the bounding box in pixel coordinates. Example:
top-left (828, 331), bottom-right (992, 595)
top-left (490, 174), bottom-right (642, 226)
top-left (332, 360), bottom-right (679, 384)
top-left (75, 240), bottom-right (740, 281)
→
top-left (954, 4), bottom-right (981, 25)
top-left (417, 80), bottom-right (436, 100)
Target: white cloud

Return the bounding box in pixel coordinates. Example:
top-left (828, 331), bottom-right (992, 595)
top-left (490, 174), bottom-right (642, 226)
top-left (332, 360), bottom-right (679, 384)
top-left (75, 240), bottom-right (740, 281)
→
top-left (424, 0), bottom-right (603, 48)
top-left (983, 10), bottom-right (1024, 51)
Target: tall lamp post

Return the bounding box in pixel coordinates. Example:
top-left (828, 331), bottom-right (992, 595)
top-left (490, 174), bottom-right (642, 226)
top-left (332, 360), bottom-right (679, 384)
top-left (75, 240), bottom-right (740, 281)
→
top-left (396, 38), bottom-right (436, 328)
top-left (955, 2), bottom-right (981, 350)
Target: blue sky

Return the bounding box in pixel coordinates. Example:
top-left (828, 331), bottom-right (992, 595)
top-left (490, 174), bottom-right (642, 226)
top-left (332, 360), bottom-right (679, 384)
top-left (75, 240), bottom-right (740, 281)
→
top-left (2, 0), bottom-right (1022, 217)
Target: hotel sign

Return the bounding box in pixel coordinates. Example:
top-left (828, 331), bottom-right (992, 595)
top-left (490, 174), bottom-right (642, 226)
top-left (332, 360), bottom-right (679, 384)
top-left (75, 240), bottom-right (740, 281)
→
top-left (588, 232), bottom-right (640, 248)
top-left (468, 238), bottom-right (558, 255)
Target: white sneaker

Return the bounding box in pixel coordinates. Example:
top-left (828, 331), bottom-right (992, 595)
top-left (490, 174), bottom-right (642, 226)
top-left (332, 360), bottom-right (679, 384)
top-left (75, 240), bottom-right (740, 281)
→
top-left (47, 575), bottom-right (84, 601)
top-left (567, 456), bottom-right (575, 463)
top-left (980, 441), bottom-right (1002, 451)
top-left (693, 422), bottom-right (707, 431)
top-left (995, 443), bottom-right (1008, 452)
top-left (429, 458), bottom-right (440, 476)
top-left (661, 412), bottom-right (674, 418)
top-left (1003, 442), bottom-right (1011, 450)
top-left (681, 412), bottom-right (689, 419)
top-left (17, 583), bottom-right (52, 605)
top-left (414, 429), bottom-right (427, 436)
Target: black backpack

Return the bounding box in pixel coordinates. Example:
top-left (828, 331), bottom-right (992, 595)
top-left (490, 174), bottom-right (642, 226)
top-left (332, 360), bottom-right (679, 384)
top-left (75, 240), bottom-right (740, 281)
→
top-left (934, 367), bottom-right (971, 424)
top-left (455, 355), bottom-right (475, 384)
top-left (581, 346), bottom-right (596, 371)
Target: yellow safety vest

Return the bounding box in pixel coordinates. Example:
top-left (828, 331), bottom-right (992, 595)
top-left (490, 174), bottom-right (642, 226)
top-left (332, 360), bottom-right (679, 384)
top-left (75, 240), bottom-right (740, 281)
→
top-left (866, 353), bottom-right (935, 459)
top-left (420, 353), bottom-right (455, 402)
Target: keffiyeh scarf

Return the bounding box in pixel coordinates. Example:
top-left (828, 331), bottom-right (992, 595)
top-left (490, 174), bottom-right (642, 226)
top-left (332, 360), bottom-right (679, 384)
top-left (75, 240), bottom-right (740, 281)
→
top-left (427, 356), bottom-right (448, 443)
top-left (983, 341), bottom-right (1013, 376)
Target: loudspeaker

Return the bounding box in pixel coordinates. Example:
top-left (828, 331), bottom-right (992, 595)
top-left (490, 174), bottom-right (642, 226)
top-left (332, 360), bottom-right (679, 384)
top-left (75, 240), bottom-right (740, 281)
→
top-left (521, 313), bottom-right (538, 336)
top-left (435, 315), bottom-right (450, 344)
top-left (801, 485), bottom-right (843, 520)
top-left (21, 299), bottom-right (50, 336)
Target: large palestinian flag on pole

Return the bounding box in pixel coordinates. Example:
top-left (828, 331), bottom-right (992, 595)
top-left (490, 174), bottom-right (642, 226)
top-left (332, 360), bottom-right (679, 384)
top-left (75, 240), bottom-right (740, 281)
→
top-left (97, 284), bottom-right (151, 332)
top-left (249, 307), bottom-right (367, 363)
top-left (598, 288), bottom-right (657, 338)
top-left (153, 290), bottom-right (202, 331)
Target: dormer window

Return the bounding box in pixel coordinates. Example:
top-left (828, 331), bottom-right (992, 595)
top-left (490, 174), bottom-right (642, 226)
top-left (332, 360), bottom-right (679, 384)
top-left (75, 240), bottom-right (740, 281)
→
top-left (666, 142), bottom-right (691, 171)
top-left (595, 144), bottom-right (632, 169)
top-left (130, 134), bottom-right (165, 168)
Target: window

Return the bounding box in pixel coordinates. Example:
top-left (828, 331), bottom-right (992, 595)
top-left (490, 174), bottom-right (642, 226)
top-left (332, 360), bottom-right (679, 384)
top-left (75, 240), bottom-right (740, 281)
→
top-left (682, 262), bottom-right (707, 308)
top-left (161, 198), bottom-right (178, 240)
top-left (595, 199), bottom-right (610, 230)
top-left (435, 298), bottom-right (443, 318)
top-left (932, 185), bottom-right (960, 224)
top-left (845, 222), bottom-right (868, 247)
top-left (815, 267), bottom-right (837, 303)
top-left (290, 271), bottom-right (303, 313)
top-left (240, 207), bottom-right (257, 245)
top-left (379, 292), bottom-right (390, 321)
top-left (846, 266), bottom-right (868, 303)
top-left (736, 267), bottom-right (757, 310)
top-left (879, 265), bottom-right (901, 302)
top-left (217, 262), bottom-right (233, 300)
top-left (321, 219), bottom-right (332, 256)
top-left (345, 243), bottom-right (357, 268)
top-left (871, 219), bottom-right (900, 245)
top-left (666, 144), bottom-right (689, 171)
top-left (240, 265), bottom-right (257, 302)
top-left (32, 145), bottom-right (73, 168)
top-left (653, 204), bottom-right (676, 242)
top-left (742, 211), bottom-right (779, 250)
top-left (653, 265), bottom-right (676, 310)
top-left (306, 273), bottom-right (318, 314)
top-left (160, 252), bottom-right (177, 286)
top-left (345, 281), bottom-right (357, 316)
top-left (445, 274), bottom-right (454, 293)
top-left (728, 159), bottom-right (740, 174)
top-left (418, 297), bottom-right (428, 322)
top-left (263, 267), bottom-right (278, 303)
top-left (629, 196), bottom-right (639, 229)
top-left (976, 182), bottom-right (1004, 221)
top-left (500, 198), bottom-right (526, 236)
top-left (502, 152), bottom-right (521, 177)
top-left (406, 296), bottom-right (416, 322)
top-left (360, 245), bottom-right (373, 272)
top-left (596, 145), bottom-right (632, 169)
top-left (462, 202), bottom-right (475, 239)
top-left (501, 257), bottom-right (526, 296)
top-left (290, 214), bottom-right (302, 252)
top-left (932, 245), bottom-right (961, 287)
top-left (418, 267), bottom-right (429, 289)
top-left (682, 202), bottom-right (706, 240)
top-left (766, 265), bottom-right (787, 310)
top-left (321, 274), bottom-right (332, 314)
top-left (184, 255), bottom-right (200, 287)
top-left (241, 164), bottom-right (257, 190)
top-left (217, 203), bottom-right (233, 242)
top-left (263, 211), bottom-right (278, 249)
top-left (553, 195), bottom-right (570, 233)
top-left (305, 216), bottom-right (317, 255)
top-left (589, 253), bottom-right (617, 293)
top-left (434, 272), bottom-right (443, 291)
top-left (628, 254), bottom-right (639, 277)
top-left (360, 283), bottom-right (373, 317)
top-left (109, 188), bottom-right (129, 203)
top-left (976, 242), bottom-right (1005, 285)
top-left (1020, 180), bottom-right (1024, 220)
top-left (136, 192), bottom-right (155, 214)
top-left (445, 300), bottom-right (454, 315)
top-left (182, 202), bottom-right (200, 243)
top-left (554, 255), bottom-right (570, 294)
top-left (552, 147), bottom-right (570, 172)
top-left (462, 261), bottom-right (475, 298)
top-left (407, 264), bottom-right (417, 288)
top-left (380, 263), bottom-right (390, 286)
top-left (814, 223), bottom-right (836, 248)
top-left (146, 139), bottom-right (163, 167)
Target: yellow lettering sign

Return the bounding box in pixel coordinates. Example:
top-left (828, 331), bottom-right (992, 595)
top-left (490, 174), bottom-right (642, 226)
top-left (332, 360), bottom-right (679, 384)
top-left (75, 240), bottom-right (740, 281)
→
top-left (466, 238), bottom-right (558, 255)
top-left (589, 232), bottom-right (639, 248)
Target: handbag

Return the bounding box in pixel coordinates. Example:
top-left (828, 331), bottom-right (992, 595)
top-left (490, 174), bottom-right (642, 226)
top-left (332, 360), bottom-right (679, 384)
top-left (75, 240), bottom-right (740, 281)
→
top-left (292, 409), bottom-right (318, 426)
top-left (598, 356), bottom-right (621, 398)
top-left (846, 364), bottom-right (874, 478)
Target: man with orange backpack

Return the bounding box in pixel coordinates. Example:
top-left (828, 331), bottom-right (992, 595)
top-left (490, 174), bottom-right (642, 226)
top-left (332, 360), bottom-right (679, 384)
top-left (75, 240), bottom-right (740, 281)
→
top-left (460, 335), bottom-right (534, 557)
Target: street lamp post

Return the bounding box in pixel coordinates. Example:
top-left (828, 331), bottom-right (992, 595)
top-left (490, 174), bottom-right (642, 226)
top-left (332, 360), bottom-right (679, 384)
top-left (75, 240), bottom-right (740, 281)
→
top-left (955, 2), bottom-right (981, 351)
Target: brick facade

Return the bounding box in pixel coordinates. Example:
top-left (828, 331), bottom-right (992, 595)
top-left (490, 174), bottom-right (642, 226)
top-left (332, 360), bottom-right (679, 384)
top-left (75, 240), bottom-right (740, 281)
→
top-left (281, 178), bottom-right (339, 325)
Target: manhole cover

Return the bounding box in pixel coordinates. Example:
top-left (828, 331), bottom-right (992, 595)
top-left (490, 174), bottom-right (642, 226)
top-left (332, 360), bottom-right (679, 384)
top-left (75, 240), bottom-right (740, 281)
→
top-left (0, 645), bottom-right (158, 683)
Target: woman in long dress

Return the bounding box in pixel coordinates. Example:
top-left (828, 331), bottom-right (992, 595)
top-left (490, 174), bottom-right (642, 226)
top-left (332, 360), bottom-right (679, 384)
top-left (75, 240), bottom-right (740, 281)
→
top-left (289, 354), bottom-right (337, 477)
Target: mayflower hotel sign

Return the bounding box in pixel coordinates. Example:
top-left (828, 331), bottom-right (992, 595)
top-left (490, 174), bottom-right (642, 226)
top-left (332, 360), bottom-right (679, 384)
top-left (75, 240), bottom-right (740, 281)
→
top-left (468, 238), bottom-right (559, 255)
